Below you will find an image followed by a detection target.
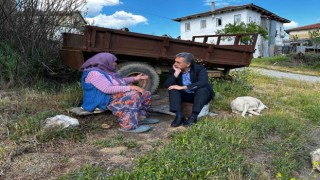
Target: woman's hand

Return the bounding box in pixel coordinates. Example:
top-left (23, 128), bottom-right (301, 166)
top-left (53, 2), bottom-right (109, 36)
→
top-left (134, 73), bottom-right (149, 81)
top-left (130, 85), bottom-right (145, 94)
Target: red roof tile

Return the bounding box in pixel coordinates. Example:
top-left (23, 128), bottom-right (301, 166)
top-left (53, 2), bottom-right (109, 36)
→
top-left (285, 23), bottom-right (320, 32)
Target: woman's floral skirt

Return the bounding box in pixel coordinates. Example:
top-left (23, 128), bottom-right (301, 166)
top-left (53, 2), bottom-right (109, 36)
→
top-left (108, 90), bottom-right (151, 130)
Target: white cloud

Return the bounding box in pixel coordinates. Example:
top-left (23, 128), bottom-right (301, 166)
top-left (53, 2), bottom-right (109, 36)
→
top-left (284, 21), bottom-right (299, 29)
top-left (86, 11), bottom-right (148, 29)
top-left (84, 0), bottom-right (122, 16)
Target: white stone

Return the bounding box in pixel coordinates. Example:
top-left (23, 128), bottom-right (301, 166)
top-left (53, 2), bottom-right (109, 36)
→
top-left (44, 115), bottom-right (79, 129)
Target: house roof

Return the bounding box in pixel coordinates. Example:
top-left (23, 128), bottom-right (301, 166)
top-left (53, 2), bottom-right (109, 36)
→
top-left (172, 3), bottom-right (290, 23)
top-left (56, 11), bottom-right (87, 24)
top-left (32, 10), bottom-right (87, 24)
top-left (285, 23), bottom-right (320, 33)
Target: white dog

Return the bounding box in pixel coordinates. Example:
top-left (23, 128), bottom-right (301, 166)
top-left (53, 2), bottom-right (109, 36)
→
top-left (230, 96), bottom-right (268, 117)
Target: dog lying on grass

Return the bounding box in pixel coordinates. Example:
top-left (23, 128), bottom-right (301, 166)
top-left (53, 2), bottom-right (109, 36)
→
top-left (230, 96), bottom-right (268, 117)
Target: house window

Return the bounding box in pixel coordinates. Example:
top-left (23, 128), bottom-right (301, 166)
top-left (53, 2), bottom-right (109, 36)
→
top-left (200, 20), bottom-right (206, 29)
top-left (185, 22), bottom-right (190, 31)
top-left (216, 18), bottom-right (222, 27)
top-left (248, 17), bottom-right (252, 23)
top-left (234, 14), bottom-right (241, 24)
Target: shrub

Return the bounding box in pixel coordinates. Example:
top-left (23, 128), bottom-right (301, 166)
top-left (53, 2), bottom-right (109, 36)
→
top-left (0, 41), bottom-right (20, 88)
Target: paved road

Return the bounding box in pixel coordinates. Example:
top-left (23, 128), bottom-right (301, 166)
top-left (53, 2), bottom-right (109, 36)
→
top-left (234, 67), bottom-right (320, 83)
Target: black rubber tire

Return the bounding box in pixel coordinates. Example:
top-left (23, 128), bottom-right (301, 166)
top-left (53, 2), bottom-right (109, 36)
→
top-left (117, 62), bottom-right (160, 94)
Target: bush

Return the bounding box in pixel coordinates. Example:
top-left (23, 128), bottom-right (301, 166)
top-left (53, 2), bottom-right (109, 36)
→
top-left (252, 55), bottom-right (290, 65)
top-left (304, 53), bottom-right (320, 70)
top-left (0, 41), bottom-right (20, 88)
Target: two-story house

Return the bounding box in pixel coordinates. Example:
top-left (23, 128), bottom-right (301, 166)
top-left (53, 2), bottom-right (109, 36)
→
top-left (285, 23), bottom-right (320, 45)
top-left (173, 3), bottom-right (290, 58)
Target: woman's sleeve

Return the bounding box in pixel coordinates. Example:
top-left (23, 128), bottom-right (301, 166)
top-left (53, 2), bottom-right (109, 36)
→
top-left (86, 71), bottom-right (131, 94)
top-left (123, 77), bottom-right (135, 84)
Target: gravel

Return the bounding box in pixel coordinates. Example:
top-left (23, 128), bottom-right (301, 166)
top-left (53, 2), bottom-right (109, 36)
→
top-left (235, 67), bottom-right (320, 82)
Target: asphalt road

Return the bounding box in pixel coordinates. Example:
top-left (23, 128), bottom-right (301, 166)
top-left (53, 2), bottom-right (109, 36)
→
top-left (234, 67), bottom-right (320, 83)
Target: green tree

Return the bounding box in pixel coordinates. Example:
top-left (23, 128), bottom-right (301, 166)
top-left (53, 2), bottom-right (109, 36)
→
top-left (216, 22), bottom-right (268, 44)
top-left (292, 34), bottom-right (299, 42)
top-left (309, 28), bottom-right (320, 52)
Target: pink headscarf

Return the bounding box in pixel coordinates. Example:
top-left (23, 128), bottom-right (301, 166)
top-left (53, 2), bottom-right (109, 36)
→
top-left (80, 52), bottom-right (124, 83)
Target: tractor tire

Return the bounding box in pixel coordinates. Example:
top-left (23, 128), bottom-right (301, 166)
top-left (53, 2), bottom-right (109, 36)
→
top-left (117, 62), bottom-right (160, 94)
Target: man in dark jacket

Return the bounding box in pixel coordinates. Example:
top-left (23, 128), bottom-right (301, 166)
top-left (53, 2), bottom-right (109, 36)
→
top-left (165, 52), bottom-right (215, 127)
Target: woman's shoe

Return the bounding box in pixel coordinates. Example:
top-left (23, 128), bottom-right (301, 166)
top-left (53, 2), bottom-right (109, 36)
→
top-left (139, 118), bottom-right (160, 125)
top-left (119, 125), bottom-right (153, 133)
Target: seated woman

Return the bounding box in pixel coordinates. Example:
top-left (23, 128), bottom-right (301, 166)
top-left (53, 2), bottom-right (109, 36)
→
top-left (79, 52), bottom-right (159, 133)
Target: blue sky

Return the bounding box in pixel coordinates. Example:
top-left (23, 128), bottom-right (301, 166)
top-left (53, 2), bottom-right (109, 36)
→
top-left (83, 0), bottom-right (320, 38)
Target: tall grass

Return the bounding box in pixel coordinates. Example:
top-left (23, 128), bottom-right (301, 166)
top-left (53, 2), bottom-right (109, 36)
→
top-left (1, 81), bottom-right (83, 142)
top-left (251, 54), bottom-right (320, 76)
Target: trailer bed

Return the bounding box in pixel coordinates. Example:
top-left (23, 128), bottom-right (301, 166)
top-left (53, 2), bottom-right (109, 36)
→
top-left (61, 25), bottom-right (258, 70)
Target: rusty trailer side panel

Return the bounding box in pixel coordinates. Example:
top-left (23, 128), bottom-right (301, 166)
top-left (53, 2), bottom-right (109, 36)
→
top-left (61, 25), bottom-right (258, 70)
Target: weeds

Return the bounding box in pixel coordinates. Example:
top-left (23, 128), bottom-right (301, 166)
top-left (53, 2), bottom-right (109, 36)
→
top-left (1, 82), bottom-right (83, 142)
top-left (251, 54), bottom-right (320, 76)
top-left (210, 69), bottom-right (255, 110)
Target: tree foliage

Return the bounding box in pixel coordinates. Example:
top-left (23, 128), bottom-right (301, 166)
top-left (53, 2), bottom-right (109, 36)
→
top-left (309, 28), bottom-right (320, 52)
top-left (216, 22), bottom-right (268, 44)
top-left (0, 0), bottom-right (86, 88)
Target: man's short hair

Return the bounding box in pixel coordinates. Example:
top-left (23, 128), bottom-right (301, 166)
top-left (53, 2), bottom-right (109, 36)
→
top-left (176, 52), bottom-right (194, 64)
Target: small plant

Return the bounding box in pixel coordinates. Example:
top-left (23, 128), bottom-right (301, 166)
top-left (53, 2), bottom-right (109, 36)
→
top-left (210, 69), bottom-right (254, 110)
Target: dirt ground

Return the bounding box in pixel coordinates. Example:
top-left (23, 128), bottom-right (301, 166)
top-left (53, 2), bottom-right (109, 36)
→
top-left (0, 89), bottom-right (200, 179)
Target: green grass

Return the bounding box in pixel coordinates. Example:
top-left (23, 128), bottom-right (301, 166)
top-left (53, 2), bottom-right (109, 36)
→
top-left (2, 68), bottom-right (320, 179)
top-left (210, 69), bottom-right (255, 110)
top-left (106, 112), bottom-right (309, 179)
top-left (1, 80), bottom-right (84, 142)
top-left (105, 70), bottom-right (320, 179)
top-left (250, 54), bottom-right (320, 76)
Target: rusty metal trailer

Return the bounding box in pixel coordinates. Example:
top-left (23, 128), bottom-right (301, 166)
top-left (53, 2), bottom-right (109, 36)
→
top-left (61, 25), bottom-right (258, 93)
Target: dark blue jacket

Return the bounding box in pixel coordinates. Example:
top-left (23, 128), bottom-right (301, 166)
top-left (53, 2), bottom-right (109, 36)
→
top-left (164, 64), bottom-right (215, 98)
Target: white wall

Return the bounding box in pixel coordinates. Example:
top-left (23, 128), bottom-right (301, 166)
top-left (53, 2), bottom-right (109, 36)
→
top-left (275, 21), bottom-right (285, 45)
top-left (178, 9), bottom-right (285, 58)
top-left (179, 9), bottom-right (262, 57)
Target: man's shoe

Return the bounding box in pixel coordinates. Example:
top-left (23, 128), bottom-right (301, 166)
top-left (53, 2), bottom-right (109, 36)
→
top-left (183, 116), bottom-right (197, 127)
top-left (171, 116), bottom-right (185, 127)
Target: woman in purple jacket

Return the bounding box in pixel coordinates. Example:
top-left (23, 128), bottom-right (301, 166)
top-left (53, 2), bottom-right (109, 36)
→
top-left (80, 52), bottom-right (159, 133)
